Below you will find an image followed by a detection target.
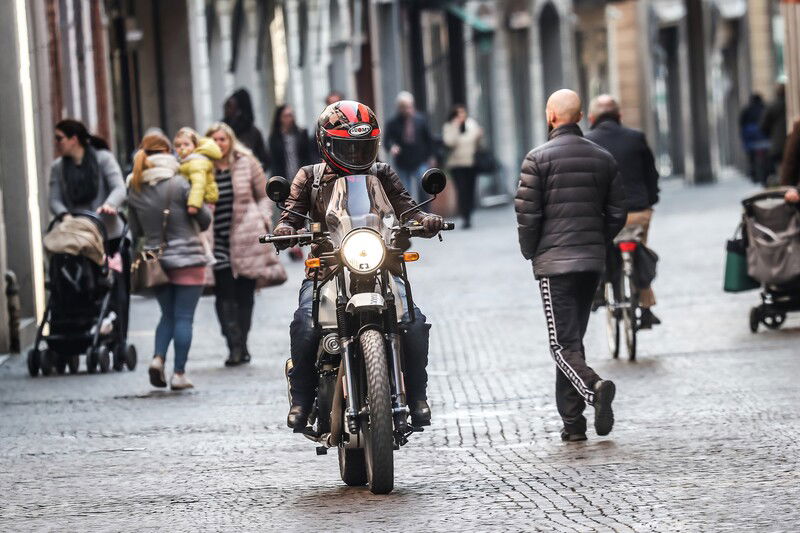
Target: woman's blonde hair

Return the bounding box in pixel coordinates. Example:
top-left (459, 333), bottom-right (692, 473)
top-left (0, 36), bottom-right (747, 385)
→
top-left (205, 122), bottom-right (252, 163)
top-left (130, 133), bottom-right (171, 192)
top-left (174, 126), bottom-right (199, 147)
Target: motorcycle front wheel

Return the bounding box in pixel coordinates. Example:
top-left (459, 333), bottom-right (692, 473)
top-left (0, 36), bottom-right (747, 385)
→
top-left (360, 329), bottom-right (394, 494)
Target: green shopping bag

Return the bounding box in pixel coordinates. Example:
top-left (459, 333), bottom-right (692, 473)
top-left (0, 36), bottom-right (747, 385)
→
top-left (724, 224), bottom-right (760, 292)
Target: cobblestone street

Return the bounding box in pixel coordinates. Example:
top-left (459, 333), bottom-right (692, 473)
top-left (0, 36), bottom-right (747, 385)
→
top-left (2, 175), bottom-right (799, 531)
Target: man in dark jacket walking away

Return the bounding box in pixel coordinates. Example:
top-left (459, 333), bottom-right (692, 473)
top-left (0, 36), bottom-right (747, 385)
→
top-left (384, 92), bottom-right (436, 202)
top-left (586, 94), bottom-right (661, 328)
top-left (515, 89), bottom-right (627, 442)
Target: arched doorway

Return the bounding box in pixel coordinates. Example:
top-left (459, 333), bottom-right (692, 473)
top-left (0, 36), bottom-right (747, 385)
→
top-left (539, 2), bottom-right (563, 108)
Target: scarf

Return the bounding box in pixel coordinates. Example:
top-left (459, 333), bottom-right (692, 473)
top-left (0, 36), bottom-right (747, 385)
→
top-left (62, 147), bottom-right (100, 206)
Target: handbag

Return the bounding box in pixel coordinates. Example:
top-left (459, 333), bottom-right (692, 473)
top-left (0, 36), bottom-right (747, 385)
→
top-left (724, 222), bottom-right (760, 292)
top-left (633, 244), bottom-right (659, 289)
top-left (130, 181), bottom-right (174, 294)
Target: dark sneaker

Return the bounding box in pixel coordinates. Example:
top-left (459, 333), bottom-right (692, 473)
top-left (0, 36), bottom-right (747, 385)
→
top-left (593, 380), bottom-right (616, 436)
top-left (410, 400), bottom-right (431, 426)
top-left (560, 428), bottom-right (588, 442)
top-left (639, 309), bottom-right (661, 330)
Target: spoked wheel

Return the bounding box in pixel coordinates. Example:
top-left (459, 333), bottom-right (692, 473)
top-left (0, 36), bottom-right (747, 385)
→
top-left (125, 344), bottom-right (137, 371)
top-left (604, 283), bottom-right (620, 359)
top-left (27, 349), bottom-right (40, 377)
top-left (621, 274), bottom-right (637, 361)
top-left (67, 355), bottom-right (80, 374)
top-left (763, 312), bottom-right (786, 330)
top-left (749, 307), bottom-right (760, 333)
top-left (359, 329), bottom-right (394, 495)
top-left (339, 447), bottom-right (368, 486)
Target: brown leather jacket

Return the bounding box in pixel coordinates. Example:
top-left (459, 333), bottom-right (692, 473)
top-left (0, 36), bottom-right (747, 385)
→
top-left (276, 162), bottom-right (426, 231)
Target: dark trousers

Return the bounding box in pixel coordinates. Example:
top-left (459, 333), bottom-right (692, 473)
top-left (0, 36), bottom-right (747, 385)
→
top-left (538, 272), bottom-right (603, 434)
top-left (451, 166), bottom-right (478, 225)
top-left (288, 279), bottom-right (430, 407)
top-left (214, 267), bottom-right (256, 349)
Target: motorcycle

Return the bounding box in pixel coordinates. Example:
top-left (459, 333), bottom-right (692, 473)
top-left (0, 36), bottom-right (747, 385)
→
top-left (259, 168), bottom-right (454, 494)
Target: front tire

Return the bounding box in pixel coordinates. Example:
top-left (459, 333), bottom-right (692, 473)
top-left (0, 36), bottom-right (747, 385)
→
top-left (621, 274), bottom-right (637, 361)
top-left (604, 283), bottom-right (619, 359)
top-left (360, 329), bottom-right (394, 494)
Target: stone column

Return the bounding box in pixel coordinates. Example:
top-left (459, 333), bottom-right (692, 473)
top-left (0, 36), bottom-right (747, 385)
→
top-left (783, 0), bottom-right (800, 124)
top-left (684, 0), bottom-right (714, 183)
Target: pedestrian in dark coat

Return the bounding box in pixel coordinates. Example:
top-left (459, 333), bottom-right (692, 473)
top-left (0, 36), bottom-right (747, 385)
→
top-left (780, 117), bottom-right (800, 187)
top-left (739, 94), bottom-right (771, 183)
top-left (223, 88), bottom-right (271, 169)
top-left (384, 92), bottom-right (436, 201)
top-left (268, 104), bottom-right (313, 182)
top-left (760, 84), bottom-right (787, 177)
top-left (586, 94), bottom-right (661, 328)
top-left (515, 89), bottom-right (626, 442)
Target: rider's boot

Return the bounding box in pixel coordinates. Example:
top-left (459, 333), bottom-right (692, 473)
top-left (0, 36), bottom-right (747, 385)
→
top-left (639, 308), bottom-right (661, 329)
top-left (402, 313), bottom-right (432, 426)
top-left (285, 359), bottom-right (311, 429)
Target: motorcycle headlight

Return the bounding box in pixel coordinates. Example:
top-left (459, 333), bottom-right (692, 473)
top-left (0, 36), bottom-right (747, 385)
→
top-left (341, 229), bottom-right (386, 274)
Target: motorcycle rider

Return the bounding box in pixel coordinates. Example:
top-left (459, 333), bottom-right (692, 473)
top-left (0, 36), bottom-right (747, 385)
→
top-left (272, 100), bottom-right (444, 430)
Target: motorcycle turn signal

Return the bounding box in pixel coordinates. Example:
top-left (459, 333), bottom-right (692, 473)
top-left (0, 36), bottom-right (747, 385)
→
top-left (402, 252), bottom-right (420, 262)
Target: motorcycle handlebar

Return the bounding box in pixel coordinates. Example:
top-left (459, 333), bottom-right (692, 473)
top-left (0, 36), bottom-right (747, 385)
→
top-left (257, 232), bottom-right (315, 244)
top-left (405, 222), bottom-right (455, 233)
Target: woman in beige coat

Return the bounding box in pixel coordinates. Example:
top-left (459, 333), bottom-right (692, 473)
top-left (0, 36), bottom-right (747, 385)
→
top-left (443, 104), bottom-right (483, 228)
top-left (206, 122), bottom-right (286, 366)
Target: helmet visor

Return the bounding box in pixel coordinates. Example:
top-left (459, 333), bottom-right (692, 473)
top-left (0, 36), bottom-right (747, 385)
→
top-left (328, 137), bottom-right (379, 171)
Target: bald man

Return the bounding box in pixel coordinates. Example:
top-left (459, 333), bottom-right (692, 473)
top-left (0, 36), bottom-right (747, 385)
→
top-left (586, 95), bottom-right (661, 328)
top-left (515, 89), bottom-right (627, 441)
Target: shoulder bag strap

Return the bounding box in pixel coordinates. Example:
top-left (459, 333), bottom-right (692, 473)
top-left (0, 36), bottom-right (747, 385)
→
top-left (310, 163), bottom-right (324, 208)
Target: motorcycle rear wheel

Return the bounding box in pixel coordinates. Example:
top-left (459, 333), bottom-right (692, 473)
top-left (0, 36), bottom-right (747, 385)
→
top-left (360, 329), bottom-right (394, 494)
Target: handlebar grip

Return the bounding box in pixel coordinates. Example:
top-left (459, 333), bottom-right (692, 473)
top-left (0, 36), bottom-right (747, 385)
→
top-left (442, 222), bottom-right (455, 231)
top-left (258, 234), bottom-right (268, 244)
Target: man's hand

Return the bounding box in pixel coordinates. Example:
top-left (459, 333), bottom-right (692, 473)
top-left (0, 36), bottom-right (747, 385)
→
top-left (187, 206), bottom-right (199, 215)
top-left (422, 214), bottom-right (444, 233)
top-left (273, 225), bottom-right (298, 250)
top-left (96, 204), bottom-right (117, 215)
top-left (390, 145), bottom-right (401, 157)
top-left (785, 188), bottom-right (800, 204)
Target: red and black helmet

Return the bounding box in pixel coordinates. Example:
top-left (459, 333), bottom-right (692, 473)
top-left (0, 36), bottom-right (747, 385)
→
top-left (317, 100), bottom-right (381, 174)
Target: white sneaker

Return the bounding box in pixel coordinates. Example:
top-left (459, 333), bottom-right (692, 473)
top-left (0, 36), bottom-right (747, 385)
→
top-left (148, 356), bottom-right (167, 388)
top-left (170, 373), bottom-right (194, 390)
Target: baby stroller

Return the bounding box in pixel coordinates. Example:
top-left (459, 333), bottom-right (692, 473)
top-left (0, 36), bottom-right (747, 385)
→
top-left (27, 211), bottom-right (137, 376)
top-left (741, 188), bottom-right (800, 332)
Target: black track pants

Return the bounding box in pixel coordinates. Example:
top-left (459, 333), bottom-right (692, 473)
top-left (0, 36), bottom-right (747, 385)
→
top-left (538, 272), bottom-right (603, 433)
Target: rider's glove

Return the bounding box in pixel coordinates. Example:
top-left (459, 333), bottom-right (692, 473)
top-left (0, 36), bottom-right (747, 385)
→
top-left (422, 214), bottom-right (444, 234)
top-left (273, 225), bottom-right (298, 250)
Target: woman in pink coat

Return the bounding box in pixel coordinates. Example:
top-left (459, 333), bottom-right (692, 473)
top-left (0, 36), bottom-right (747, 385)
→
top-left (206, 122), bottom-right (286, 366)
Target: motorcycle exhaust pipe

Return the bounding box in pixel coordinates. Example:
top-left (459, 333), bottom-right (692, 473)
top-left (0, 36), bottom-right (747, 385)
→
top-left (326, 362), bottom-right (346, 447)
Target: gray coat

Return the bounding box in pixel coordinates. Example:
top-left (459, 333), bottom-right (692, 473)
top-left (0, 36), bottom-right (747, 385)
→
top-left (127, 176), bottom-right (212, 270)
top-left (49, 149), bottom-right (127, 238)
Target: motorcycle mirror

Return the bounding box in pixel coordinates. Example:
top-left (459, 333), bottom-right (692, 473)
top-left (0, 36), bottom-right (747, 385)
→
top-left (266, 176), bottom-right (290, 204)
top-left (421, 168), bottom-right (447, 196)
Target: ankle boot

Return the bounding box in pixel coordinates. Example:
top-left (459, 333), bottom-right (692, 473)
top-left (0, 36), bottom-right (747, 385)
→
top-left (219, 300), bottom-right (245, 366)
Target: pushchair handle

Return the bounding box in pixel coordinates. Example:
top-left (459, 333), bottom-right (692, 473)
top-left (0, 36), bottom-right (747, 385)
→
top-left (741, 187), bottom-right (795, 208)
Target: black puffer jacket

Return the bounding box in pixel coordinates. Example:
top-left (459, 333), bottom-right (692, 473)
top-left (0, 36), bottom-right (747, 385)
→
top-left (515, 124), bottom-right (627, 278)
top-left (585, 116), bottom-right (659, 211)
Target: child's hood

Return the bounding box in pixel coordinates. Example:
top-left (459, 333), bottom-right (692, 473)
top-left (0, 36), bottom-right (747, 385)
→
top-left (194, 137), bottom-right (222, 160)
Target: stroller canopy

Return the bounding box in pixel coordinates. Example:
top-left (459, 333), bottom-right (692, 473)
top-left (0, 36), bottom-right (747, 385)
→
top-left (43, 214), bottom-right (105, 266)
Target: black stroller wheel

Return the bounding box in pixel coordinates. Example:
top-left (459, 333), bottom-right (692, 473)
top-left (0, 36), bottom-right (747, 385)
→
top-left (55, 354), bottom-right (67, 375)
top-left (67, 355), bottom-right (80, 374)
top-left (125, 345), bottom-right (137, 371)
top-left (27, 349), bottom-right (40, 377)
top-left (40, 350), bottom-right (55, 376)
top-left (749, 307), bottom-right (760, 333)
top-left (86, 350), bottom-right (99, 374)
top-left (112, 344), bottom-right (125, 372)
top-left (97, 346), bottom-right (111, 373)
top-left (763, 312), bottom-right (786, 330)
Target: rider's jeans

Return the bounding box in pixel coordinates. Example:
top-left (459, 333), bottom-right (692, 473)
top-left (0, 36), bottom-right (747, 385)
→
top-left (538, 272), bottom-right (603, 434)
top-left (288, 278), bottom-right (430, 408)
top-left (626, 208), bottom-right (655, 308)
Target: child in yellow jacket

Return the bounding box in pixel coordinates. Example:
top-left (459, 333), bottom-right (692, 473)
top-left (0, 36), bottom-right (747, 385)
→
top-left (174, 127), bottom-right (221, 214)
